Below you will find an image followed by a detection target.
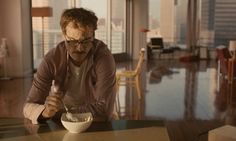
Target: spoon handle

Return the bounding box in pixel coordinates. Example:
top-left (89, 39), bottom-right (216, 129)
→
top-left (62, 100), bottom-right (69, 112)
top-left (52, 80), bottom-right (69, 112)
top-left (52, 80), bottom-right (59, 93)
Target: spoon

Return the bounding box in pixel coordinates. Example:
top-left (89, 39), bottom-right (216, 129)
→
top-left (61, 100), bottom-right (79, 122)
top-left (52, 80), bottom-right (78, 122)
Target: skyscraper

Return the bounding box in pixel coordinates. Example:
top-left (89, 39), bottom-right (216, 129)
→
top-left (201, 0), bottom-right (236, 47)
top-left (214, 0), bottom-right (236, 46)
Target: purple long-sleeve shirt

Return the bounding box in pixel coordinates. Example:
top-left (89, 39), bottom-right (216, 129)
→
top-left (23, 39), bottom-right (116, 124)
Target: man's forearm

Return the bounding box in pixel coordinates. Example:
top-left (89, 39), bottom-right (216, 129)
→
top-left (23, 103), bottom-right (45, 124)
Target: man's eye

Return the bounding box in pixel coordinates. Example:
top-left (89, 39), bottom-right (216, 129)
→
top-left (80, 41), bottom-right (87, 44)
top-left (69, 40), bottom-right (77, 44)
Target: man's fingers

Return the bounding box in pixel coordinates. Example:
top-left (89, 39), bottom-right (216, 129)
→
top-left (47, 93), bottom-right (61, 99)
top-left (46, 96), bottom-right (61, 104)
top-left (45, 104), bottom-right (59, 112)
top-left (51, 90), bottom-right (63, 97)
top-left (46, 94), bottom-right (63, 105)
top-left (42, 105), bottom-right (57, 118)
top-left (42, 92), bottom-right (64, 118)
top-left (45, 100), bottom-right (61, 108)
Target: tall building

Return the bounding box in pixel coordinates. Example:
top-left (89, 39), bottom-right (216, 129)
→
top-left (201, 0), bottom-right (236, 47)
top-left (175, 0), bottom-right (188, 45)
top-left (200, 0), bottom-right (215, 47)
top-left (214, 0), bottom-right (236, 46)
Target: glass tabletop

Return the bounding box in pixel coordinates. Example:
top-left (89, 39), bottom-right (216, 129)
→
top-left (0, 117), bottom-right (166, 140)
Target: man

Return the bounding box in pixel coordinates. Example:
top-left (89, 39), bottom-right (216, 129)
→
top-left (23, 8), bottom-right (116, 124)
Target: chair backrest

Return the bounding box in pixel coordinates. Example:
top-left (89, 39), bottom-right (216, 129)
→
top-left (134, 48), bottom-right (145, 75)
top-left (150, 37), bottom-right (164, 49)
top-left (216, 47), bottom-right (231, 60)
top-left (216, 47), bottom-right (231, 75)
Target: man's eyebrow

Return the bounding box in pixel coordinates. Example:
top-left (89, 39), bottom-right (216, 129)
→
top-left (66, 36), bottom-right (77, 40)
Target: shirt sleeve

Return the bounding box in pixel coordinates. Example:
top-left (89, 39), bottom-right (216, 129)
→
top-left (23, 57), bottom-right (54, 124)
top-left (23, 103), bottom-right (45, 124)
top-left (90, 51), bottom-right (116, 120)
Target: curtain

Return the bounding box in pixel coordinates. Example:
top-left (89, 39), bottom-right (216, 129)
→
top-left (186, 0), bottom-right (199, 52)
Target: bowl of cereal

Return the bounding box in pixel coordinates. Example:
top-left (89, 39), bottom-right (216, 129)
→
top-left (61, 112), bottom-right (93, 133)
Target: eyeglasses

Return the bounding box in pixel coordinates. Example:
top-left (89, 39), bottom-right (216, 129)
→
top-left (65, 37), bottom-right (93, 47)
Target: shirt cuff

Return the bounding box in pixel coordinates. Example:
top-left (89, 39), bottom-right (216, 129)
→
top-left (23, 103), bottom-right (45, 124)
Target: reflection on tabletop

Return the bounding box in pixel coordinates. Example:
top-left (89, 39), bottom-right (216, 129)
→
top-left (0, 118), bottom-right (169, 141)
top-left (214, 78), bottom-right (236, 125)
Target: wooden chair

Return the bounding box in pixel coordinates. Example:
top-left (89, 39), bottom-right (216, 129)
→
top-left (216, 47), bottom-right (236, 81)
top-left (147, 37), bottom-right (174, 59)
top-left (115, 48), bottom-right (145, 119)
top-left (116, 48), bottom-right (145, 99)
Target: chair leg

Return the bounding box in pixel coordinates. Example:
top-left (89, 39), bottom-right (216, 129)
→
top-left (228, 59), bottom-right (234, 84)
top-left (115, 92), bottom-right (121, 117)
top-left (135, 76), bottom-right (142, 99)
top-left (115, 76), bottom-right (121, 117)
top-left (134, 99), bottom-right (141, 120)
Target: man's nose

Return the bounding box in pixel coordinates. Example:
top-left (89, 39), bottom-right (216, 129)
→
top-left (75, 44), bottom-right (85, 52)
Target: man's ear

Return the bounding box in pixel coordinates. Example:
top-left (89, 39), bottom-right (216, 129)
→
top-left (86, 26), bottom-right (94, 37)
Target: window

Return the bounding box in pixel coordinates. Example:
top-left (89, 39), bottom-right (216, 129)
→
top-left (148, 0), bottom-right (188, 49)
top-left (111, 0), bottom-right (126, 53)
top-left (32, 0), bottom-right (127, 69)
top-left (32, 0), bottom-right (69, 69)
top-left (199, 0), bottom-right (236, 48)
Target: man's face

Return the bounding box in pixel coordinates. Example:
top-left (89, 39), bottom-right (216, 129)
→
top-left (64, 22), bottom-right (94, 65)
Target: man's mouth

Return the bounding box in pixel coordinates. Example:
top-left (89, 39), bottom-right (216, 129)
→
top-left (73, 51), bottom-right (85, 55)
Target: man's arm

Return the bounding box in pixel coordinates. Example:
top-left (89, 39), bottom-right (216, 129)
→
top-left (23, 57), bottom-right (54, 124)
top-left (74, 50), bottom-right (116, 121)
top-left (23, 103), bottom-right (46, 124)
top-left (90, 51), bottom-right (116, 120)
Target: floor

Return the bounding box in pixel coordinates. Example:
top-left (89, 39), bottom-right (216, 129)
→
top-left (0, 58), bottom-right (236, 141)
top-left (116, 58), bottom-right (236, 141)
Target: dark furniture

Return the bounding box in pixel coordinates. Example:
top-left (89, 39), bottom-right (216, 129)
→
top-left (147, 37), bottom-right (174, 59)
top-left (216, 47), bottom-right (236, 81)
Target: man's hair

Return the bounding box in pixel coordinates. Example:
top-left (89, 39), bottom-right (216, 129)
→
top-left (60, 8), bottom-right (98, 35)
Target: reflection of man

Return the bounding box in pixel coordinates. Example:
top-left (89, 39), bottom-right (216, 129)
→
top-left (214, 80), bottom-right (227, 113)
top-left (214, 79), bottom-right (236, 124)
top-left (224, 106), bottom-right (236, 125)
top-left (23, 8), bottom-right (116, 124)
top-left (0, 38), bottom-right (8, 58)
top-left (149, 66), bottom-right (177, 84)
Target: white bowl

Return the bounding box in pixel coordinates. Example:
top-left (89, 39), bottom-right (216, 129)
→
top-left (61, 112), bottom-right (93, 133)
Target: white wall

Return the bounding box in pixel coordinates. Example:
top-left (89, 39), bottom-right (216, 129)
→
top-left (0, 0), bottom-right (32, 77)
top-left (21, 0), bottom-right (33, 76)
top-left (160, 0), bottom-right (175, 43)
top-left (132, 0), bottom-right (148, 96)
top-left (0, 1), bottom-right (3, 40)
top-left (133, 0), bottom-right (149, 59)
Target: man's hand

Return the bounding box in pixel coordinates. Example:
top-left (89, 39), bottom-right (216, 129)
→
top-left (42, 93), bottom-right (62, 118)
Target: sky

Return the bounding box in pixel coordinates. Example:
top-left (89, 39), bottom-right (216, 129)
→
top-left (80, 0), bottom-right (107, 18)
top-left (149, 0), bottom-right (160, 20)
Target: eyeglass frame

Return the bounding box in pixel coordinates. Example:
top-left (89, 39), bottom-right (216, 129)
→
top-left (64, 36), bottom-right (94, 48)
